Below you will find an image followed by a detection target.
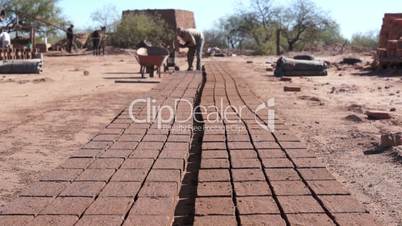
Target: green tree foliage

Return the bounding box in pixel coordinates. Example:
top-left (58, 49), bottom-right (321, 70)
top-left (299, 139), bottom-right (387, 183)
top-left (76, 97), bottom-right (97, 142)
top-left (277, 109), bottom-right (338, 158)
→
top-left (350, 31), bottom-right (378, 51)
top-left (212, 0), bottom-right (344, 54)
top-left (110, 14), bottom-right (173, 48)
top-left (1, 0), bottom-right (66, 33)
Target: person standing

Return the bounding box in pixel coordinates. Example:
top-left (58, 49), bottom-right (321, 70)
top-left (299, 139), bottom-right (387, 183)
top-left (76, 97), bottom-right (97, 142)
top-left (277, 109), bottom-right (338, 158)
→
top-left (66, 24), bottom-right (74, 53)
top-left (91, 29), bottom-right (100, 55)
top-left (176, 27), bottom-right (204, 71)
top-left (0, 28), bottom-right (11, 48)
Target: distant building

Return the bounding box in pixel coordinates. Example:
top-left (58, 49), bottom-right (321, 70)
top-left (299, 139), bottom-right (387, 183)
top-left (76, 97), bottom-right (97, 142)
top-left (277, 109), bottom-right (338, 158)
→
top-left (122, 9), bottom-right (196, 31)
top-left (377, 13), bottom-right (402, 66)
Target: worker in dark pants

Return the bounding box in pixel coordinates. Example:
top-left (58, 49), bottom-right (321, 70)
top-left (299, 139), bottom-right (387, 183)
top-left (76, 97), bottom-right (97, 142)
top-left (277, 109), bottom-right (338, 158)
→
top-left (92, 29), bottom-right (100, 55)
top-left (66, 24), bottom-right (74, 53)
top-left (176, 27), bottom-right (204, 71)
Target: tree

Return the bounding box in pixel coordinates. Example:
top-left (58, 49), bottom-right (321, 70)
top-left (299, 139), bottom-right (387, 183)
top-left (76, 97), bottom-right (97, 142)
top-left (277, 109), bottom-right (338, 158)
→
top-left (90, 4), bottom-right (120, 32)
top-left (350, 31), bottom-right (379, 51)
top-left (110, 14), bottom-right (173, 48)
top-left (277, 0), bottom-right (334, 51)
top-left (203, 29), bottom-right (228, 49)
top-left (0, 0), bottom-right (66, 34)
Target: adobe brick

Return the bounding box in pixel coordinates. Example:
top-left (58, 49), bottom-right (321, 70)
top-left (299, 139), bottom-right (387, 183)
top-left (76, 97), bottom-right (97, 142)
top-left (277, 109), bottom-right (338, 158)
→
top-left (99, 149), bottom-right (133, 159)
top-left (237, 196), bottom-right (280, 214)
top-left (254, 142), bottom-right (280, 149)
top-left (202, 142), bottom-right (226, 150)
top-left (298, 168), bottom-right (336, 181)
top-left (0, 216), bottom-right (33, 226)
top-left (118, 134), bottom-right (144, 142)
top-left (88, 158), bottom-right (124, 169)
top-left (40, 197), bottom-right (93, 215)
top-left (82, 141), bottom-right (112, 150)
top-left (99, 128), bottom-right (124, 135)
top-left (111, 169), bottom-right (148, 182)
top-left (228, 142), bottom-right (254, 150)
top-left (278, 196), bottom-right (324, 214)
top-left (139, 182), bottom-right (178, 197)
top-left (100, 182), bottom-right (141, 197)
top-left (229, 149), bottom-right (258, 159)
top-left (154, 159), bottom-right (185, 171)
top-left (0, 197), bottom-right (52, 215)
top-left (130, 150), bottom-right (160, 159)
top-left (159, 150), bottom-right (188, 160)
top-left (136, 142), bottom-right (165, 150)
top-left (286, 149), bottom-right (316, 158)
top-left (195, 197), bottom-right (234, 216)
top-left (201, 150), bottom-right (228, 159)
top-left (271, 181), bottom-right (311, 195)
top-left (203, 134), bottom-right (225, 142)
top-left (143, 135), bottom-right (168, 142)
top-left (130, 197), bottom-right (175, 215)
top-left (200, 159), bottom-right (230, 169)
top-left (265, 168), bottom-right (301, 181)
top-left (124, 215), bottom-right (171, 226)
top-left (293, 158), bottom-right (326, 168)
top-left (287, 214), bottom-right (335, 226)
top-left (58, 158), bottom-right (93, 169)
top-left (20, 182), bottom-right (67, 197)
top-left (167, 135), bottom-right (191, 143)
top-left (147, 170), bottom-right (181, 183)
top-left (319, 195), bottom-right (367, 213)
top-left (40, 169), bottom-right (83, 182)
top-left (86, 197), bottom-right (133, 215)
top-left (240, 215), bottom-right (286, 226)
top-left (197, 182), bottom-right (232, 197)
top-left (262, 158), bottom-right (293, 168)
top-left (110, 141), bottom-right (138, 150)
top-left (308, 181), bottom-right (350, 195)
top-left (234, 181), bottom-right (271, 196)
top-left (198, 169), bottom-right (230, 182)
top-left (193, 216), bottom-right (237, 226)
top-left (257, 149), bottom-right (286, 158)
top-left (31, 215), bottom-right (78, 226)
top-left (76, 215), bottom-right (123, 226)
top-left (232, 169), bottom-right (266, 182)
top-left (122, 158), bottom-right (154, 169)
top-left (60, 182), bottom-right (105, 197)
top-left (76, 169), bottom-right (115, 182)
top-left (231, 158), bottom-right (261, 169)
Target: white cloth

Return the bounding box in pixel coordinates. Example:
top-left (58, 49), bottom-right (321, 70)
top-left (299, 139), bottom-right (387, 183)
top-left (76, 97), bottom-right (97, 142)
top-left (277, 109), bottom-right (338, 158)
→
top-left (0, 32), bottom-right (11, 48)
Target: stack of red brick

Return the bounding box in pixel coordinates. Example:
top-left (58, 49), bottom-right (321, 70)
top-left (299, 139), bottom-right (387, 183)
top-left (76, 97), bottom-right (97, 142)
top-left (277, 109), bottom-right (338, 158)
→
top-left (377, 13), bottom-right (402, 63)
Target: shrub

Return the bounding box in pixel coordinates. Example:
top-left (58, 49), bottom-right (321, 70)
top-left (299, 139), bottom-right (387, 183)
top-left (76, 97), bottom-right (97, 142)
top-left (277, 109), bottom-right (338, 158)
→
top-left (110, 14), bottom-right (173, 48)
top-left (350, 31), bottom-right (379, 51)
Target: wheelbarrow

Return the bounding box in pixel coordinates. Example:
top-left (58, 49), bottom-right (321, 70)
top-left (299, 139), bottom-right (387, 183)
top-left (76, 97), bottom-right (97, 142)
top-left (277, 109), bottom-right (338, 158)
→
top-left (135, 47), bottom-right (169, 78)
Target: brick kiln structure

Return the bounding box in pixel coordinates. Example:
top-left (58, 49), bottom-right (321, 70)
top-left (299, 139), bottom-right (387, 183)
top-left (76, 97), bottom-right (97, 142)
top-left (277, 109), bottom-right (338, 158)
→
top-left (377, 13), bottom-right (402, 66)
top-left (122, 9), bottom-right (196, 31)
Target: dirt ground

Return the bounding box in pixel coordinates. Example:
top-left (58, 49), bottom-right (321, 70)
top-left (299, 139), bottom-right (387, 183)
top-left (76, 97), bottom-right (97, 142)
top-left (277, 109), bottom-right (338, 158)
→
top-left (0, 53), bottom-right (163, 207)
top-left (216, 55), bottom-right (402, 225)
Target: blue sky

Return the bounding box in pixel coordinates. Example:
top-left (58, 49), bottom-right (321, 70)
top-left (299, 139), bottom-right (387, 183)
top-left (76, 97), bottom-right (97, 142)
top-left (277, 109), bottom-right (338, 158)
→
top-left (59, 0), bottom-right (402, 39)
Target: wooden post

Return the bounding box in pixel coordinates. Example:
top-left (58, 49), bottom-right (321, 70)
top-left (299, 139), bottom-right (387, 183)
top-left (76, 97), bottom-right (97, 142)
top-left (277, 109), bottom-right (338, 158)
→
top-left (31, 27), bottom-right (36, 57)
top-left (276, 29), bottom-right (281, 56)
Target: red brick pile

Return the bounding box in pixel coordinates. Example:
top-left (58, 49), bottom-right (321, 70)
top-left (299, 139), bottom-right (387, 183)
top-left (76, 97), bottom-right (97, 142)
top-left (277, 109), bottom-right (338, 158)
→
top-left (377, 13), bottom-right (402, 65)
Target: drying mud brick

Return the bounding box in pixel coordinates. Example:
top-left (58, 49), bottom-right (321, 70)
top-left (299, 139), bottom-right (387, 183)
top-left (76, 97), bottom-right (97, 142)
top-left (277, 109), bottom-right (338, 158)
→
top-left (366, 111), bottom-right (392, 120)
top-left (284, 86), bottom-right (302, 92)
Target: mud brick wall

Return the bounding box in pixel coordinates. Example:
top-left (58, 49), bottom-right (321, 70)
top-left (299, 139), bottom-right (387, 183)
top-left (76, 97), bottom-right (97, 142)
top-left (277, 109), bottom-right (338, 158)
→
top-left (378, 13), bottom-right (402, 61)
top-left (122, 9), bottom-right (196, 31)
